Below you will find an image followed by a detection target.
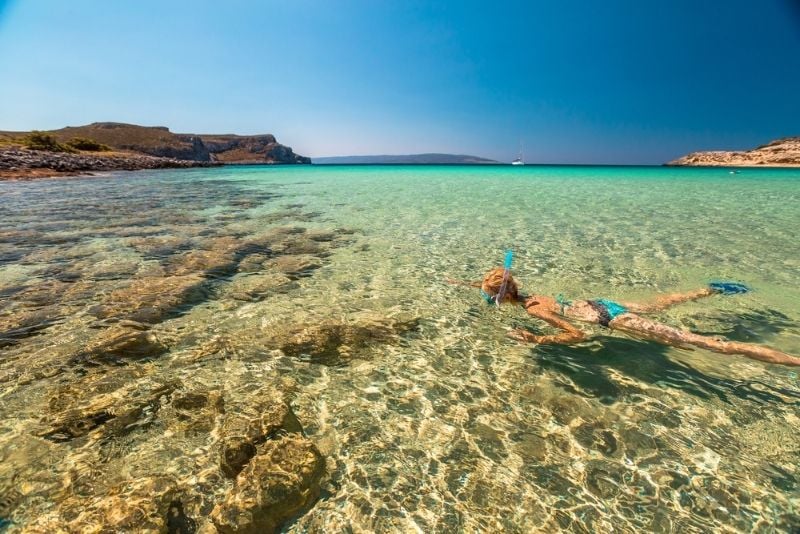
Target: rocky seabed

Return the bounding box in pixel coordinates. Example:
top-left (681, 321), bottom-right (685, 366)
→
top-left (0, 178), bottom-right (418, 533)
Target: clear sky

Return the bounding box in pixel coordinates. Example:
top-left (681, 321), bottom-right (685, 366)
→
top-left (1, 0), bottom-right (798, 164)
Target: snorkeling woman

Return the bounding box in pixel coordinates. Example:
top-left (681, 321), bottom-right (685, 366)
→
top-left (456, 255), bottom-right (800, 367)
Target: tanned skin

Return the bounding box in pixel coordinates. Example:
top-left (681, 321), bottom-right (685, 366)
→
top-left (450, 273), bottom-right (800, 367)
top-left (511, 291), bottom-right (800, 367)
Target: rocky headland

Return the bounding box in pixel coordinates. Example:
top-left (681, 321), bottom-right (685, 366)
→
top-left (667, 136), bottom-right (800, 167)
top-left (0, 122), bottom-right (310, 180)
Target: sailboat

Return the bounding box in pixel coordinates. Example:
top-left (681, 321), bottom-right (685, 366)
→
top-left (511, 142), bottom-right (524, 165)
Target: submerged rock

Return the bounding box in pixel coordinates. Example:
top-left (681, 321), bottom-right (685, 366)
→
top-left (90, 274), bottom-right (207, 325)
top-left (0, 484), bottom-right (22, 523)
top-left (12, 280), bottom-right (88, 308)
top-left (572, 422), bottom-right (620, 457)
top-left (547, 395), bottom-right (597, 426)
top-left (304, 229), bottom-right (337, 242)
top-left (224, 273), bottom-right (296, 302)
top-left (0, 212), bottom-right (362, 530)
top-left (265, 254), bottom-right (323, 280)
top-left (41, 381), bottom-right (176, 443)
top-left (165, 249), bottom-right (240, 278)
top-left (269, 317), bottom-right (419, 365)
top-left (211, 436), bottom-right (325, 534)
top-left (236, 253), bottom-right (271, 273)
top-left (252, 225), bottom-right (307, 242)
top-left (168, 389), bottom-right (225, 435)
top-left (76, 324), bottom-right (168, 364)
top-left (0, 307), bottom-right (64, 348)
top-left (166, 499), bottom-right (199, 534)
top-left (259, 210), bottom-right (319, 224)
top-left (26, 475), bottom-right (186, 532)
top-left (584, 459), bottom-right (627, 499)
top-left (218, 392), bottom-right (303, 478)
top-left (128, 235), bottom-right (195, 259)
top-left (272, 237), bottom-right (327, 257)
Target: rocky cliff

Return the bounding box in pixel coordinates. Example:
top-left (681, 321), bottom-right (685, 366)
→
top-left (668, 137), bottom-right (800, 167)
top-left (2, 122), bottom-right (310, 164)
top-left (199, 133), bottom-right (310, 164)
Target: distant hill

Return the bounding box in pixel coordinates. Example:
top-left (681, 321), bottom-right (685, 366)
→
top-left (667, 137), bottom-right (800, 167)
top-left (0, 122), bottom-right (310, 164)
top-left (313, 153), bottom-right (497, 164)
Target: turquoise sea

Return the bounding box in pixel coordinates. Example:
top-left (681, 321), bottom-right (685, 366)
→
top-left (1, 165), bottom-right (799, 532)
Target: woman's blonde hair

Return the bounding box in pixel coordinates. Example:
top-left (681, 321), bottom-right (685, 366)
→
top-left (481, 267), bottom-right (520, 302)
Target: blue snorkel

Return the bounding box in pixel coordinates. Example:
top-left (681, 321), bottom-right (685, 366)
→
top-left (493, 250), bottom-right (514, 306)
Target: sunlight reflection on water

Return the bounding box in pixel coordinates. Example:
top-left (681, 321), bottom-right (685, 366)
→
top-left (1, 165), bottom-right (799, 532)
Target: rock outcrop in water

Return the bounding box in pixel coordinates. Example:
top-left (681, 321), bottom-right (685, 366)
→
top-left (667, 136), bottom-right (800, 167)
top-left (28, 376), bottom-right (324, 532)
top-left (0, 146), bottom-right (215, 180)
top-left (212, 435), bottom-right (325, 534)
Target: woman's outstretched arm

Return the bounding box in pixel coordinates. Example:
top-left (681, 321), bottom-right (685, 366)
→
top-left (509, 305), bottom-right (586, 344)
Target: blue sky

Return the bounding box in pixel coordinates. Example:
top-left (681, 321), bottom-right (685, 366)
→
top-left (0, 0), bottom-right (798, 163)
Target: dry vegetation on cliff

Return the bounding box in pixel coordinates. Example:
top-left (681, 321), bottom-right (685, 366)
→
top-left (0, 122), bottom-right (310, 179)
top-left (668, 137), bottom-right (800, 167)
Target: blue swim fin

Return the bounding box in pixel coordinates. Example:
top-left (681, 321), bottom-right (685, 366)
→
top-left (709, 281), bottom-right (750, 295)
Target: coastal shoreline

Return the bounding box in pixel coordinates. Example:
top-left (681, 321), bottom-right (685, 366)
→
top-left (667, 137), bottom-right (800, 167)
top-left (666, 162), bottom-right (800, 168)
top-left (0, 122), bottom-right (312, 180)
top-left (0, 146), bottom-right (219, 181)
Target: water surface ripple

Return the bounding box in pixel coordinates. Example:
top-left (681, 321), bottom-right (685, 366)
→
top-left (1, 165), bottom-right (799, 532)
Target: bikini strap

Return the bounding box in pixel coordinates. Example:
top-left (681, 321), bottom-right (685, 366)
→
top-left (555, 293), bottom-right (572, 315)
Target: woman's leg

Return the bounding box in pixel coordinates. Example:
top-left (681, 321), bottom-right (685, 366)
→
top-left (609, 313), bottom-right (800, 367)
top-left (620, 288), bottom-right (716, 313)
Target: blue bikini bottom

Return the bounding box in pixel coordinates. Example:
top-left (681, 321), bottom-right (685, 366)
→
top-left (587, 298), bottom-right (628, 327)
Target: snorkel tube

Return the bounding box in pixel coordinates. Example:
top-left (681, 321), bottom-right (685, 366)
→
top-left (494, 250), bottom-right (514, 306)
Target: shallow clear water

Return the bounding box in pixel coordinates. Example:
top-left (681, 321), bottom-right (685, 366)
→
top-left (1, 165), bottom-right (799, 532)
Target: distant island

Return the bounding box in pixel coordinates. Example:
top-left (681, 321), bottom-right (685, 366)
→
top-left (313, 153), bottom-right (497, 165)
top-left (0, 122), bottom-right (309, 180)
top-left (668, 137), bottom-right (800, 167)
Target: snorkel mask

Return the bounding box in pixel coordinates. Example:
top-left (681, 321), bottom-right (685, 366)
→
top-left (480, 250), bottom-right (514, 306)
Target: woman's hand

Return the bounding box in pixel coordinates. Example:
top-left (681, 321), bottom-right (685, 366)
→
top-left (508, 328), bottom-right (540, 343)
top-left (523, 296), bottom-right (540, 310)
top-left (509, 327), bottom-right (586, 345)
